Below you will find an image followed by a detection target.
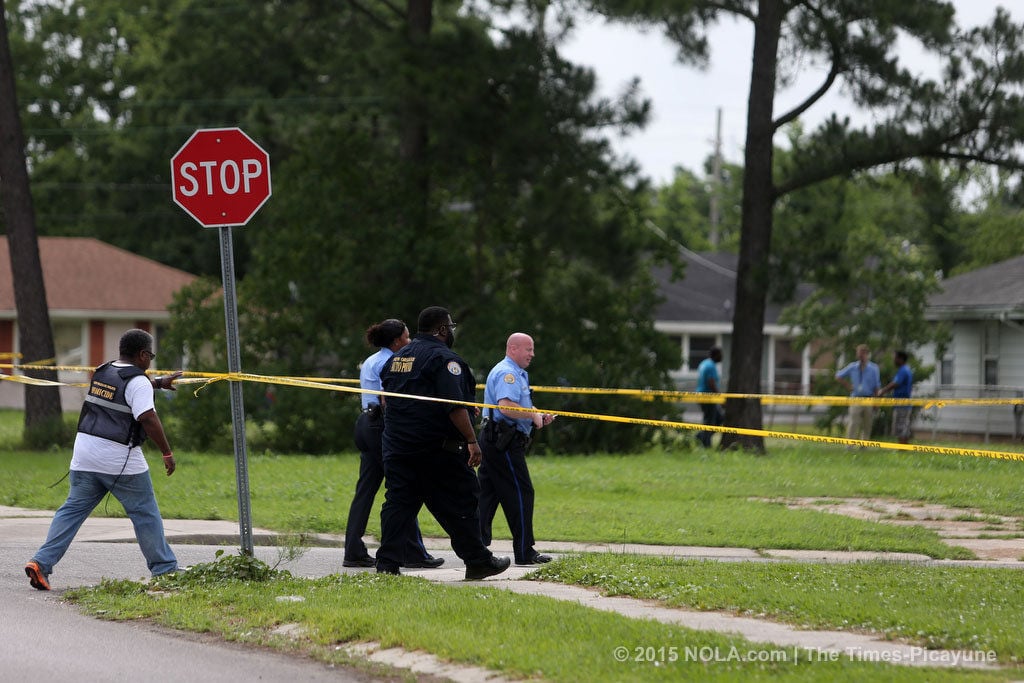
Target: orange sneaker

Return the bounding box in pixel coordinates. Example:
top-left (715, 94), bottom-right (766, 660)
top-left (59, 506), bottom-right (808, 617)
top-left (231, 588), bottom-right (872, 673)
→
top-left (25, 560), bottom-right (50, 591)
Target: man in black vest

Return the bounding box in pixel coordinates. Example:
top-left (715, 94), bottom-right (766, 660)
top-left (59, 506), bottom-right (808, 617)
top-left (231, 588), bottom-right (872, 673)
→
top-left (376, 306), bottom-right (510, 580)
top-left (25, 329), bottom-right (182, 590)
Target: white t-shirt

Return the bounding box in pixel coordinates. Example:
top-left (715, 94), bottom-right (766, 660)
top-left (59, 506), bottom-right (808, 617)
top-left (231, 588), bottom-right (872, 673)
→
top-left (70, 363), bottom-right (155, 475)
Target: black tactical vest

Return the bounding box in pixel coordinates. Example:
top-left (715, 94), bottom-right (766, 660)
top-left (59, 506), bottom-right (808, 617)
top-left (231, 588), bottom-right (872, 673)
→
top-left (77, 362), bottom-right (148, 447)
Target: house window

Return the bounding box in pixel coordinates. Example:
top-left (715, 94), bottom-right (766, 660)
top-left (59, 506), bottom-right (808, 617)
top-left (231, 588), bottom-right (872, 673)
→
top-left (984, 359), bottom-right (998, 386)
top-left (666, 335), bottom-right (683, 365)
top-left (983, 322), bottom-right (999, 386)
top-left (52, 322), bottom-right (84, 366)
top-left (773, 338), bottom-right (803, 394)
top-left (940, 357), bottom-right (954, 386)
top-left (687, 336), bottom-right (716, 371)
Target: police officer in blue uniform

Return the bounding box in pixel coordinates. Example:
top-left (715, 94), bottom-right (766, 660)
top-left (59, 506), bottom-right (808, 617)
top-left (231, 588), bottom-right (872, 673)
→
top-left (376, 306), bottom-right (510, 580)
top-left (478, 332), bottom-right (555, 565)
top-left (343, 318), bottom-right (443, 569)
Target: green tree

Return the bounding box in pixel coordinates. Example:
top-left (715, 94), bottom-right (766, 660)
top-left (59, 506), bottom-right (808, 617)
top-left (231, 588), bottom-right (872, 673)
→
top-left (7, 0), bottom-right (372, 276)
top-left (36, 1), bottom-right (679, 454)
top-left (239, 20), bottom-right (676, 452)
top-left (649, 161), bottom-right (742, 252)
top-left (775, 171), bottom-right (949, 360)
top-left (953, 171), bottom-right (1024, 272)
top-left (593, 0), bottom-right (1024, 451)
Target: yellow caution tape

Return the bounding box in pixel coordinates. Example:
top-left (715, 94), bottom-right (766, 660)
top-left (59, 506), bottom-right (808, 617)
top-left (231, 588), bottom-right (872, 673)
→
top-left (524, 405), bottom-right (1024, 463)
top-left (0, 373), bottom-right (67, 387)
top-left (182, 370), bottom-right (1024, 464)
top-left (5, 363), bottom-right (1021, 408)
top-left (3, 364), bottom-right (1021, 462)
top-left (528, 385), bottom-right (1024, 408)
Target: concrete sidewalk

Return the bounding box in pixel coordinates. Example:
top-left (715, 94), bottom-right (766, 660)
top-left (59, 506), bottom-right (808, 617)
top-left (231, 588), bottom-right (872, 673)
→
top-left (4, 505), bottom-right (1020, 567)
top-left (4, 505), bottom-right (1019, 672)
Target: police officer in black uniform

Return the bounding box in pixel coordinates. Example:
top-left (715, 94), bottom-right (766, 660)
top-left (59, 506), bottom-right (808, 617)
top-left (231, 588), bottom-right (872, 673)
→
top-left (343, 318), bottom-right (442, 569)
top-left (376, 306), bottom-right (510, 580)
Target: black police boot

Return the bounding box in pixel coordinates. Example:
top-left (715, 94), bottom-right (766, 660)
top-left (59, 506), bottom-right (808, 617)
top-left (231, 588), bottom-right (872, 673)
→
top-left (402, 555), bottom-right (445, 569)
top-left (464, 555), bottom-right (511, 581)
top-left (516, 552), bottom-right (553, 566)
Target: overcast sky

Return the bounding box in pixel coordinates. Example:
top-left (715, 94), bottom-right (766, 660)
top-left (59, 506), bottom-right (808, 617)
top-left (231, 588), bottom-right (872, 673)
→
top-left (561, 1), bottom-right (1019, 186)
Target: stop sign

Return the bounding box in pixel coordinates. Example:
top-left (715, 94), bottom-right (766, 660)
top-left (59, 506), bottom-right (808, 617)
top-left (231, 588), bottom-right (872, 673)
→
top-left (171, 127), bottom-right (272, 227)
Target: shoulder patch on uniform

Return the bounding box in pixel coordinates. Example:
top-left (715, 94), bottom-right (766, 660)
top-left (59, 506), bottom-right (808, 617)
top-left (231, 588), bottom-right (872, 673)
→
top-left (503, 373), bottom-right (516, 384)
top-left (446, 361), bottom-right (462, 376)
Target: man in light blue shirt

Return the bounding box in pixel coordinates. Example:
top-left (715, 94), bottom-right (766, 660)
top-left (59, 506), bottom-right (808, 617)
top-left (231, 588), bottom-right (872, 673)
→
top-left (478, 333), bottom-right (555, 565)
top-left (835, 344), bottom-right (881, 442)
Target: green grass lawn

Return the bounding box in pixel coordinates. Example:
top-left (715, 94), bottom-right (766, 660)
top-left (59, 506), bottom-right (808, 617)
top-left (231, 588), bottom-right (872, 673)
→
top-left (66, 571), bottom-right (1012, 682)
top-left (6, 441), bottom-right (1024, 558)
top-left (6, 408), bottom-right (1024, 680)
top-left (532, 554), bottom-right (1024, 663)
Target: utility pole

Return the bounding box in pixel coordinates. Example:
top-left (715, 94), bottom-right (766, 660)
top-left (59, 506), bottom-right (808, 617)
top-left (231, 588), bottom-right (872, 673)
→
top-left (708, 107), bottom-right (723, 249)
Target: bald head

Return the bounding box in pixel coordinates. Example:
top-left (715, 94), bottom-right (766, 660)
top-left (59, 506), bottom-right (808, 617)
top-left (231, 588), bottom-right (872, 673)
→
top-left (506, 333), bottom-right (535, 369)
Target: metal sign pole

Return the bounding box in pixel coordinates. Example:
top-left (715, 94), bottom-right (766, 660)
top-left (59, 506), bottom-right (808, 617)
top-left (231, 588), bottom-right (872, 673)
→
top-left (219, 225), bottom-right (254, 555)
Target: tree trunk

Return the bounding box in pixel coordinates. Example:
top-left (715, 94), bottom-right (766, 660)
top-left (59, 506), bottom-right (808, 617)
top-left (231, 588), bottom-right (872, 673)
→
top-left (0, 1), bottom-right (63, 430)
top-left (400, 0), bottom-right (432, 164)
top-left (720, 0), bottom-right (782, 453)
top-left (398, 0), bottom-right (433, 294)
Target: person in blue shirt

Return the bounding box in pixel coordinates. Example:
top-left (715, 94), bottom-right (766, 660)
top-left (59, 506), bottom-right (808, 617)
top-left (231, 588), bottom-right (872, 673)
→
top-left (478, 333), bottom-right (556, 565)
top-left (343, 318), bottom-right (442, 570)
top-left (695, 346), bottom-right (723, 448)
top-left (835, 344), bottom-right (882, 443)
top-left (877, 350), bottom-right (914, 444)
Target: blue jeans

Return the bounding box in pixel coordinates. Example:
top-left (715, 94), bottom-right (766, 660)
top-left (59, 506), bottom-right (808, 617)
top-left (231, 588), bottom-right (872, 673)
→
top-left (32, 470), bottom-right (177, 577)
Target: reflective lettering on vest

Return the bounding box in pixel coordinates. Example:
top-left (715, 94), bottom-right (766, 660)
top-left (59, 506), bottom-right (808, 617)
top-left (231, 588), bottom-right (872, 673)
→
top-left (89, 380), bottom-right (116, 401)
top-left (390, 356), bottom-right (415, 373)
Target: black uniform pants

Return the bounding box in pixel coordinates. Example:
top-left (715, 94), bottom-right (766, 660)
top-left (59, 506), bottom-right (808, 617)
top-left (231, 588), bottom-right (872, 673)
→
top-left (377, 448), bottom-right (491, 572)
top-left (478, 431), bottom-right (536, 564)
top-left (345, 411), bottom-right (427, 562)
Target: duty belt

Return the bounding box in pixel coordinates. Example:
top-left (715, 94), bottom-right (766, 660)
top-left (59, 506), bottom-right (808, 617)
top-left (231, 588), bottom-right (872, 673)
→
top-left (483, 419), bottom-right (528, 451)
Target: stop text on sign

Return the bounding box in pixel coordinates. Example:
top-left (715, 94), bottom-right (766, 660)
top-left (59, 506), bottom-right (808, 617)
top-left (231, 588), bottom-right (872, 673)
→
top-left (176, 159), bottom-right (265, 197)
top-left (170, 127), bottom-right (272, 228)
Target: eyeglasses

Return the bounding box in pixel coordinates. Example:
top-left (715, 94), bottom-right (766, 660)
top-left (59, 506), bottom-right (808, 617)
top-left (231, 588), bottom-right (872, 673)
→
top-left (143, 350), bottom-right (157, 360)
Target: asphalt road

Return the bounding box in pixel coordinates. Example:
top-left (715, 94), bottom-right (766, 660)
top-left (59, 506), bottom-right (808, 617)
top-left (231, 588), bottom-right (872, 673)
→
top-left (3, 540), bottom-right (375, 682)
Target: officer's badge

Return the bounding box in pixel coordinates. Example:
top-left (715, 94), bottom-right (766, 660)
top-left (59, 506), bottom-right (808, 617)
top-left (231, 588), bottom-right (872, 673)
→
top-left (447, 361), bottom-right (462, 375)
top-left (503, 373), bottom-right (516, 384)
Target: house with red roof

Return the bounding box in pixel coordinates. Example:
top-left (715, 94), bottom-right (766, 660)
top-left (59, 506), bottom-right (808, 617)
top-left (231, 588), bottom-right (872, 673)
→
top-left (0, 236), bottom-right (196, 411)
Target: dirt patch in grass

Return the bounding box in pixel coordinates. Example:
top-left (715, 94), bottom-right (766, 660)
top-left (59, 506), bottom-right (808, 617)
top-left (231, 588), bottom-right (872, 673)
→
top-left (755, 497), bottom-right (1024, 561)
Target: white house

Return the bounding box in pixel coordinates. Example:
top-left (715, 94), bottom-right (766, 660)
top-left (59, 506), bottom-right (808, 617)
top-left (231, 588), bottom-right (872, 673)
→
top-left (916, 255), bottom-right (1024, 440)
top-left (652, 250), bottom-right (830, 428)
top-left (653, 250), bottom-right (817, 394)
top-left (0, 236), bottom-right (197, 411)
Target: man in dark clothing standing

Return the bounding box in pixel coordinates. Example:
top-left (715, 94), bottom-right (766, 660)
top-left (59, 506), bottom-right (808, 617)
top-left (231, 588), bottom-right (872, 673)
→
top-left (376, 306), bottom-right (510, 580)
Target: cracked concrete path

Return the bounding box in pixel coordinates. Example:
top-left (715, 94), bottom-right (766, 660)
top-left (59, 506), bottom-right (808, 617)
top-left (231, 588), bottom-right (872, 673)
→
top-left (3, 505), bottom-right (1019, 674)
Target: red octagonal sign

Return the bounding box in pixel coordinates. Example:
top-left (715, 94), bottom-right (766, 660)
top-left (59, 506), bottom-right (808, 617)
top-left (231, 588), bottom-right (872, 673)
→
top-left (171, 127), bottom-right (272, 228)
